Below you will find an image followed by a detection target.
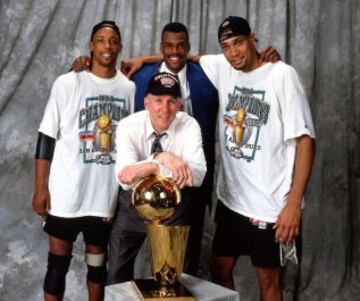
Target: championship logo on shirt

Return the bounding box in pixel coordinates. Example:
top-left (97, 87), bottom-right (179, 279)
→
top-left (224, 86), bottom-right (270, 162)
top-left (78, 95), bottom-right (129, 165)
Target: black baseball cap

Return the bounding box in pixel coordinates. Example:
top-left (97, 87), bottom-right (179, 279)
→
top-left (147, 72), bottom-right (181, 98)
top-left (91, 20), bottom-right (121, 41)
top-left (218, 16), bottom-right (253, 43)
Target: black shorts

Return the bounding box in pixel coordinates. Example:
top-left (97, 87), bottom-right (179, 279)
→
top-left (43, 215), bottom-right (112, 246)
top-left (211, 201), bottom-right (301, 267)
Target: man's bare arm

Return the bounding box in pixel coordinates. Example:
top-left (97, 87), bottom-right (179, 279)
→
top-left (121, 55), bottom-right (163, 79)
top-left (32, 159), bottom-right (51, 216)
top-left (117, 162), bottom-right (159, 186)
top-left (125, 45), bottom-right (281, 73)
top-left (274, 135), bottom-right (316, 242)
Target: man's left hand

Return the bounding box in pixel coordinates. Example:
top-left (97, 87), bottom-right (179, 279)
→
top-left (155, 152), bottom-right (193, 189)
top-left (273, 200), bottom-right (301, 243)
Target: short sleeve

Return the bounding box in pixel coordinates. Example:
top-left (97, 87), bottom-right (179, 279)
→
top-left (38, 77), bottom-right (65, 139)
top-left (274, 64), bottom-right (316, 142)
top-left (199, 54), bottom-right (223, 89)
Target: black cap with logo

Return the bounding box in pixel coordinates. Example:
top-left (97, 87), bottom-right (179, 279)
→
top-left (147, 72), bottom-right (181, 98)
top-left (218, 16), bottom-right (252, 43)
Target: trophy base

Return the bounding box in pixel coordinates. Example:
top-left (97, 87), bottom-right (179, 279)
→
top-left (133, 279), bottom-right (196, 301)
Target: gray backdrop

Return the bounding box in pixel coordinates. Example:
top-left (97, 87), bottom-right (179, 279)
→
top-left (0, 0), bottom-right (359, 300)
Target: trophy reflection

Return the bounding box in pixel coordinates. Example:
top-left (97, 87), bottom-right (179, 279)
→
top-left (132, 174), bottom-right (195, 300)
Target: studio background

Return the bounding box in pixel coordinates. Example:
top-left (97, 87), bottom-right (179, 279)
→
top-left (0, 0), bottom-right (358, 300)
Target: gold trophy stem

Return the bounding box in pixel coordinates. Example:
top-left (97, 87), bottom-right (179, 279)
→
top-left (132, 175), bottom-right (195, 300)
top-left (147, 224), bottom-right (190, 286)
top-left (99, 132), bottom-right (111, 153)
top-left (234, 108), bottom-right (246, 145)
top-left (97, 113), bottom-right (112, 154)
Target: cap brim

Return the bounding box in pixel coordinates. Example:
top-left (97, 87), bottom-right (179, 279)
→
top-left (149, 88), bottom-right (181, 98)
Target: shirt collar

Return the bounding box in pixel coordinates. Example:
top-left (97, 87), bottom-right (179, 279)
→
top-left (160, 62), bottom-right (187, 85)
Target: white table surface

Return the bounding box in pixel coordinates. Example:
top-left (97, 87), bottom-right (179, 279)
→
top-left (105, 274), bottom-right (240, 301)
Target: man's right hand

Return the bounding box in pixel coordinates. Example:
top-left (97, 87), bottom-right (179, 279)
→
top-left (72, 55), bottom-right (91, 72)
top-left (32, 186), bottom-right (51, 217)
top-left (259, 46), bottom-right (281, 63)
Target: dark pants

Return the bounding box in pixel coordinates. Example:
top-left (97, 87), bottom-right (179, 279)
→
top-left (106, 188), bottom-right (206, 285)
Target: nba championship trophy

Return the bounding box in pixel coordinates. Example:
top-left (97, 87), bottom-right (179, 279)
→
top-left (132, 174), bottom-right (195, 301)
top-left (96, 113), bottom-right (112, 164)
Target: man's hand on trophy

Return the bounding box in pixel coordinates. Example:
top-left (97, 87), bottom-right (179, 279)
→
top-left (118, 163), bottom-right (159, 185)
top-left (155, 152), bottom-right (193, 189)
top-left (32, 186), bottom-right (51, 217)
top-left (72, 55), bottom-right (91, 72)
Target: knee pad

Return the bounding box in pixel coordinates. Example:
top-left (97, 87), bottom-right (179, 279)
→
top-left (43, 252), bottom-right (72, 296)
top-left (86, 252), bottom-right (107, 284)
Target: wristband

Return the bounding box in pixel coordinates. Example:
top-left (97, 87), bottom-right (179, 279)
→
top-left (35, 132), bottom-right (55, 160)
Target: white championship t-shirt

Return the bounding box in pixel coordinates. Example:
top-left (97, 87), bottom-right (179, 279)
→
top-left (39, 70), bottom-right (135, 218)
top-left (200, 55), bottom-right (315, 222)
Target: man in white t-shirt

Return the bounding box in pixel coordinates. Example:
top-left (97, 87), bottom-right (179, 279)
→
top-left (32, 21), bottom-right (135, 301)
top-left (196, 16), bottom-right (316, 301)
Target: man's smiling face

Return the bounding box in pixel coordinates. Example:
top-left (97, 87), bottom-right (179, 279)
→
top-left (160, 31), bottom-right (190, 73)
top-left (89, 27), bottom-right (122, 68)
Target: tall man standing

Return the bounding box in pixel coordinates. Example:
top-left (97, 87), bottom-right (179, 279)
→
top-left (123, 22), bottom-right (219, 279)
top-left (196, 16), bottom-right (316, 301)
top-left (32, 21), bottom-right (135, 301)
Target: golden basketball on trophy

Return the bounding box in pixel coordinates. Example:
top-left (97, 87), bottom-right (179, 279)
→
top-left (132, 174), bottom-right (195, 300)
top-left (132, 175), bottom-right (181, 224)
